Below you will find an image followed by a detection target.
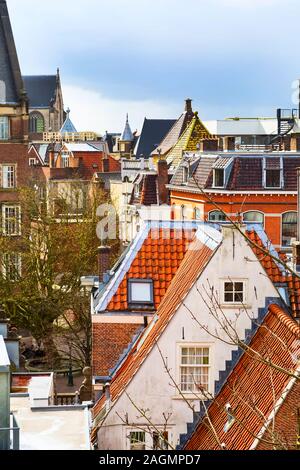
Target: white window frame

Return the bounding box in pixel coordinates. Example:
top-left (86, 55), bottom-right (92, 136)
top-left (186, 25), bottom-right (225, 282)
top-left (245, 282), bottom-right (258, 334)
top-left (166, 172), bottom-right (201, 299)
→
top-left (281, 211), bottom-right (297, 248)
top-left (29, 158), bottom-right (37, 167)
top-left (2, 205), bottom-right (21, 236)
top-left (177, 344), bottom-right (212, 396)
top-left (1, 164), bottom-right (16, 189)
top-left (242, 210), bottom-right (264, 227)
top-left (221, 279), bottom-right (247, 306)
top-left (213, 168), bottom-right (225, 188)
top-left (208, 210), bottom-right (227, 223)
top-left (0, 116), bottom-right (9, 140)
top-left (263, 157), bottom-right (283, 189)
top-left (128, 278), bottom-right (154, 305)
top-left (128, 430), bottom-right (146, 450)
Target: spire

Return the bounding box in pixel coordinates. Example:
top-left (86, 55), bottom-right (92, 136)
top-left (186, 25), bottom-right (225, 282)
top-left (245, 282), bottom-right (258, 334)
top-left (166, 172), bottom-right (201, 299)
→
top-left (120, 113), bottom-right (134, 141)
top-left (60, 108), bottom-right (77, 134)
top-left (0, 0), bottom-right (26, 104)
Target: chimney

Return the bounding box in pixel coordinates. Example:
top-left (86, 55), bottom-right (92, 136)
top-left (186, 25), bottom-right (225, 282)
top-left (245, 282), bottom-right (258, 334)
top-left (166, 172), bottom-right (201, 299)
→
top-left (185, 98), bottom-right (194, 121)
top-left (102, 156), bottom-right (110, 173)
top-left (157, 159), bottom-right (169, 205)
top-left (104, 382), bottom-right (111, 413)
top-left (223, 136), bottom-right (235, 152)
top-left (98, 245), bottom-right (111, 283)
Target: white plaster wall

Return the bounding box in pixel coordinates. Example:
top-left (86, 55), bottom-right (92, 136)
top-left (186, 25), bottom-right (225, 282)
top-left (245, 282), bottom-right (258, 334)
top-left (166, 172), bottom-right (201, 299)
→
top-left (98, 227), bottom-right (280, 450)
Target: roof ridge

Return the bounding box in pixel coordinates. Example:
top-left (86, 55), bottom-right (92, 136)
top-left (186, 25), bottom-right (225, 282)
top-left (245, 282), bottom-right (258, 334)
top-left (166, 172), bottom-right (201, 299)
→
top-left (268, 303), bottom-right (300, 336)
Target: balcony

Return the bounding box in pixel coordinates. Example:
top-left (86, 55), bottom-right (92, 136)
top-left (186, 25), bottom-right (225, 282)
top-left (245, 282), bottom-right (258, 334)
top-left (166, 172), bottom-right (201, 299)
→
top-left (43, 131), bottom-right (98, 142)
top-left (0, 413), bottom-right (20, 450)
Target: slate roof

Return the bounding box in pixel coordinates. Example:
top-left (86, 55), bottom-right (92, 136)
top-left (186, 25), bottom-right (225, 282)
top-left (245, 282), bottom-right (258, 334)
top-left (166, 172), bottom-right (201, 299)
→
top-left (92, 228), bottom-right (221, 428)
top-left (23, 75), bottom-right (57, 108)
top-left (166, 113), bottom-right (212, 168)
top-left (60, 111), bottom-right (77, 134)
top-left (120, 114), bottom-right (134, 141)
top-left (0, 0), bottom-right (25, 104)
top-left (134, 118), bottom-right (176, 158)
top-left (170, 154), bottom-right (300, 192)
top-left (184, 304), bottom-right (300, 450)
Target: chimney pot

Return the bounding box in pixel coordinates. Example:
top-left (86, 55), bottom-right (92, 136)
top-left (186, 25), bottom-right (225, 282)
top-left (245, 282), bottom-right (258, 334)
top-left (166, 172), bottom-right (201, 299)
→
top-left (98, 246), bottom-right (111, 283)
top-left (185, 98), bottom-right (193, 115)
top-left (157, 159), bottom-right (169, 205)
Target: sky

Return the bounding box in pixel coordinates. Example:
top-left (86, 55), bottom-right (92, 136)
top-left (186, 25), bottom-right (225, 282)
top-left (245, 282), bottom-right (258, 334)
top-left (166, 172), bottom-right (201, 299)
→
top-left (7, 0), bottom-right (300, 133)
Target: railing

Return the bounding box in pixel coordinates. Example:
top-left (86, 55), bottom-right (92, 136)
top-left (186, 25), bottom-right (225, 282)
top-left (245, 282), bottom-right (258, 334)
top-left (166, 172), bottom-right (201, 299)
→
top-left (235, 144), bottom-right (280, 152)
top-left (43, 131), bottom-right (98, 142)
top-left (0, 413), bottom-right (20, 450)
top-left (54, 392), bottom-right (80, 406)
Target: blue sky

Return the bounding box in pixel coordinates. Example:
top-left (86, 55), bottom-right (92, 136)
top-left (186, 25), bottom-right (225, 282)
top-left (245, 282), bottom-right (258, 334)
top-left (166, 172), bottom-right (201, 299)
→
top-left (8, 0), bottom-right (300, 133)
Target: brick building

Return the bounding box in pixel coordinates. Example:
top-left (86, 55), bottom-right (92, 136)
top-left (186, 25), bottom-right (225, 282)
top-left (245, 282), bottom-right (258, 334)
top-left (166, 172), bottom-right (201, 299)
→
top-left (169, 152), bottom-right (300, 251)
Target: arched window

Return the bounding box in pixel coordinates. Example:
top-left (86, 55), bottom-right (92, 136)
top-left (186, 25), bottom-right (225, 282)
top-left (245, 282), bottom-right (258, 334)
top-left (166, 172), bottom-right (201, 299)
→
top-left (194, 207), bottom-right (202, 220)
top-left (208, 210), bottom-right (226, 222)
top-left (243, 211), bottom-right (264, 226)
top-left (29, 112), bottom-right (45, 133)
top-left (282, 212), bottom-right (297, 247)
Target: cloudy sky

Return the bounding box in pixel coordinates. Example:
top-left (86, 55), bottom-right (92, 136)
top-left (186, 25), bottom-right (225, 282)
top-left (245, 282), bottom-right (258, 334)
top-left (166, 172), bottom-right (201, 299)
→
top-left (8, 0), bottom-right (300, 133)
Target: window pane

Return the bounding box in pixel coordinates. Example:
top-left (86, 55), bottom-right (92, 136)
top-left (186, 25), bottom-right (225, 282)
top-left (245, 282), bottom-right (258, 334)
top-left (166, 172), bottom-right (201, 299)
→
top-left (214, 169), bottom-right (224, 187)
top-left (234, 292), bottom-right (244, 302)
top-left (224, 282), bottom-right (233, 292)
top-left (0, 117), bottom-right (9, 140)
top-left (243, 211), bottom-right (264, 224)
top-left (224, 293), bottom-right (233, 302)
top-left (129, 281), bottom-right (152, 303)
top-left (266, 169), bottom-right (280, 188)
top-left (209, 211), bottom-right (226, 222)
top-left (282, 212), bottom-right (297, 247)
top-left (235, 282), bottom-right (244, 291)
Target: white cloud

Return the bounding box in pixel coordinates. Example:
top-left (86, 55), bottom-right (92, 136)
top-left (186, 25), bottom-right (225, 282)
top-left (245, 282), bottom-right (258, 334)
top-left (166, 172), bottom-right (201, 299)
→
top-left (63, 85), bottom-right (181, 134)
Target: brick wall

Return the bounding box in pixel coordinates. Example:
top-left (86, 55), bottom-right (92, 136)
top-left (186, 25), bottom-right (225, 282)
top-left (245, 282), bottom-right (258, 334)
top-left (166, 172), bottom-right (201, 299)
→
top-left (92, 322), bottom-right (142, 376)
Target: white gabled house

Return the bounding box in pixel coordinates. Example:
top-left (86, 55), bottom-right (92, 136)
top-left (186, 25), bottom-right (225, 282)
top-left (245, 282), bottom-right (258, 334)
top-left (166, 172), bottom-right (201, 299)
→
top-left (91, 224), bottom-right (285, 450)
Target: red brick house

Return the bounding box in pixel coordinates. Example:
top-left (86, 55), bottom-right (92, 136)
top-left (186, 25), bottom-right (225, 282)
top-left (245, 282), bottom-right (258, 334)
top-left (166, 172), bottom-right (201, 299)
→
top-left (169, 152), bottom-right (300, 251)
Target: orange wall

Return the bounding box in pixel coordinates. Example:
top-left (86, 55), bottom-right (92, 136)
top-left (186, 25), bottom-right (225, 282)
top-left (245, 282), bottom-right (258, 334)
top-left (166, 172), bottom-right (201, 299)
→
top-left (170, 190), bottom-right (297, 248)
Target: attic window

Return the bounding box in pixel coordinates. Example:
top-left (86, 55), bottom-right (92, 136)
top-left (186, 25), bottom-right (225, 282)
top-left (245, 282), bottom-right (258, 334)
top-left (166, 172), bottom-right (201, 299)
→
top-left (263, 157), bottom-right (283, 189)
top-left (213, 168), bottom-right (224, 188)
top-left (128, 279), bottom-right (154, 305)
top-left (182, 166), bottom-right (189, 184)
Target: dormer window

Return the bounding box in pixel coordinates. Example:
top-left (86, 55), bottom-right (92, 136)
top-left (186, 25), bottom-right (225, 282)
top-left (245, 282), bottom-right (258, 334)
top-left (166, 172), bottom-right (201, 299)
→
top-left (213, 168), bottom-right (224, 187)
top-left (212, 157), bottom-right (233, 189)
top-left (263, 157), bottom-right (283, 189)
top-left (182, 165), bottom-right (189, 185)
top-left (128, 279), bottom-right (154, 306)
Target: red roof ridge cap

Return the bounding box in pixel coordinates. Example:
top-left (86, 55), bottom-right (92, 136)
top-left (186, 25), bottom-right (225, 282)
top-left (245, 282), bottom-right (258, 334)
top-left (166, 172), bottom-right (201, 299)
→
top-left (268, 303), bottom-right (300, 336)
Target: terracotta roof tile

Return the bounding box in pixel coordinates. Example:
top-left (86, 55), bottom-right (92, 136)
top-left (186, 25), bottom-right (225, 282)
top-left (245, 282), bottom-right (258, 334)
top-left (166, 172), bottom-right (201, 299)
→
top-left (184, 304), bottom-right (300, 450)
top-left (107, 228), bottom-right (196, 312)
top-left (93, 241), bottom-right (216, 421)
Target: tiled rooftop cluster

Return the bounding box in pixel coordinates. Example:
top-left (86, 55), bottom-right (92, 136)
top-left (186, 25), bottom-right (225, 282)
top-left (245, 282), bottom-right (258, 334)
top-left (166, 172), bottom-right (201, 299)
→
top-left (107, 228), bottom-right (196, 311)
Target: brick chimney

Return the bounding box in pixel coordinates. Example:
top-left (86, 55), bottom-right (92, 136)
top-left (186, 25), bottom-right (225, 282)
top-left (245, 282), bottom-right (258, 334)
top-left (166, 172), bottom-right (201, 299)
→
top-left (185, 98), bottom-right (194, 121)
top-left (102, 156), bottom-right (110, 173)
top-left (157, 159), bottom-right (169, 205)
top-left (98, 245), bottom-right (111, 283)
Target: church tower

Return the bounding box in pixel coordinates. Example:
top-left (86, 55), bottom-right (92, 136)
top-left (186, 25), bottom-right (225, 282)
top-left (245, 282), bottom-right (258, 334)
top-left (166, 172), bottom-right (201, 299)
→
top-left (118, 114), bottom-right (134, 157)
top-left (0, 0), bottom-right (28, 141)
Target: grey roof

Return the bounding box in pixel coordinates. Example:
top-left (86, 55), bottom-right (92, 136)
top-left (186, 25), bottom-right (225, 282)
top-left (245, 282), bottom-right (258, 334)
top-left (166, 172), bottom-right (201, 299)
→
top-left (23, 75), bottom-right (57, 108)
top-left (120, 114), bottom-right (134, 141)
top-left (134, 118), bottom-right (176, 158)
top-left (0, 1), bottom-right (25, 104)
top-left (60, 110), bottom-right (77, 134)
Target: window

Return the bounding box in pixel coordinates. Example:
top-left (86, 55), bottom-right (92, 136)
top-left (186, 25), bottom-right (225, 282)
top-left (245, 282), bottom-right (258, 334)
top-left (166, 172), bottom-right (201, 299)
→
top-left (1, 165), bottom-right (16, 188)
top-left (182, 166), bottom-right (189, 184)
top-left (180, 346), bottom-right (210, 393)
top-left (128, 279), bottom-right (154, 305)
top-left (223, 281), bottom-right (245, 304)
top-left (208, 210), bottom-right (226, 222)
top-left (243, 211), bottom-right (264, 226)
top-left (2, 253), bottom-right (21, 281)
top-left (153, 431), bottom-right (169, 450)
top-left (194, 207), bottom-right (202, 220)
top-left (266, 169), bottom-right (280, 188)
top-left (29, 112), bottom-right (45, 133)
top-left (282, 212), bottom-right (297, 247)
top-left (29, 158), bottom-right (37, 166)
top-left (61, 152), bottom-right (70, 168)
top-left (0, 116), bottom-right (9, 140)
top-left (129, 431), bottom-right (145, 450)
top-left (213, 168), bottom-right (224, 188)
top-left (2, 205), bottom-right (21, 236)
top-left (263, 157), bottom-right (282, 189)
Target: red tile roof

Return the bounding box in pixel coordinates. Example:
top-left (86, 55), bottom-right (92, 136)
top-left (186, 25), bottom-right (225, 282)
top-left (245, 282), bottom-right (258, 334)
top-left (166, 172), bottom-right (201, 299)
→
top-left (247, 229), bottom-right (300, 318)
top-left (130, 174), bottom-right (158, 206)
top-left (92, 240), bottom-right (216, 425)
top-left (184, 304), bottom-right (300, 450)
top-left (107, 228), bottom-right (196, 311)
